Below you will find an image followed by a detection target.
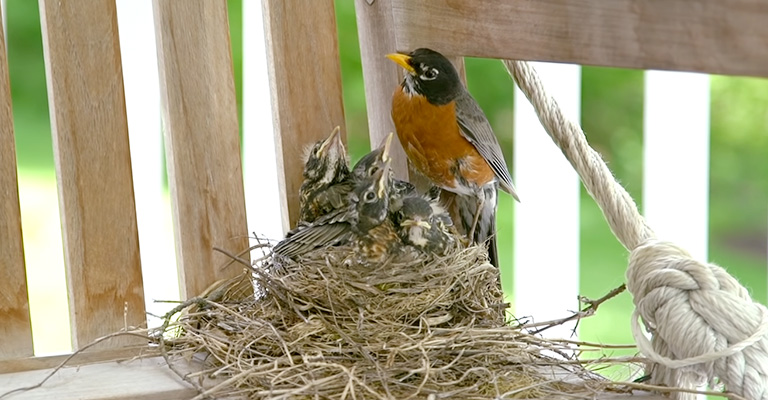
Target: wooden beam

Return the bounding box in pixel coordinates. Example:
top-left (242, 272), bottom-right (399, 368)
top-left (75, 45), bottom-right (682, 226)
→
top-left (391, 0), bottom-right (768, 78)
top-left (38, 0), bottom-right (146, 350)
top-left (153, 0), bottom-right (251, 299)
top-left (0, 5), bottom-right (33, 360)
top-left (263, 0), bottom-right (346, 230)
top-left (0, 355), bottom-right (670, 399)
top-left (0, 357), bottom-right (197, 400)
top-left (0, 346), bottom-right (153, 374)
top-left (354, 0), bottom-right (408, 179)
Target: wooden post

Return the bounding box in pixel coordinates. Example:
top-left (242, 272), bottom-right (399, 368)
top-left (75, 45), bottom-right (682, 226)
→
top-left (0, 5), bottom-right (34, 359)
top-left (353, 0), bottom-right (408, 179)
top-left (153, 0), bottom-right (250, 299)
top-left (38, 0), bottom-right (146, 349)
top-left (262, 0), bottom-right (346, 231)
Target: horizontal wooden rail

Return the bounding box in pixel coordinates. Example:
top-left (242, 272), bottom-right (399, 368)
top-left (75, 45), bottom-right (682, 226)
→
top-left (0, 346), bottom-right (152, 374)
top-left (0, 5), bottom-right (34, 360)
top-left (0, 354), bottom-right (668, 400)
top-left (0, 357), bottom-right (197, 400)
top-left (391, 0), bottom-right (768, 78)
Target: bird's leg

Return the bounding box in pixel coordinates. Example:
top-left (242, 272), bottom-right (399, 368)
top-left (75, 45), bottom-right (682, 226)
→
top-left (468, 194), bottom-right (485, 241)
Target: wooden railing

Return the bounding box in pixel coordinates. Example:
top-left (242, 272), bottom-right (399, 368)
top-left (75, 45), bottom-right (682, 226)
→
top-left (0, 0), bottom-right (765, 398)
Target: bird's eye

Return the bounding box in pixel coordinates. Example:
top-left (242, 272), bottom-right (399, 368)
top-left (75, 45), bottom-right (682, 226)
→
top-left (369, 166), bottom-right (379, 176)
top-left (420, 68), bottom-right (438, 81)
top-left (364, 190), bottom-right (376, 202)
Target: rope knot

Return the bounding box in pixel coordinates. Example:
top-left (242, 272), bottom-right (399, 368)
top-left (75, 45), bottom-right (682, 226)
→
top-left (503, 58), bottom-right (768, 399)
top-left (628, 239), bottom-right (768, 399)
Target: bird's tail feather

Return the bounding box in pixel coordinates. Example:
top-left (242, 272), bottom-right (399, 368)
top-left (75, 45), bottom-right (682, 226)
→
top-left (455, 184), bottom-right (499, 269)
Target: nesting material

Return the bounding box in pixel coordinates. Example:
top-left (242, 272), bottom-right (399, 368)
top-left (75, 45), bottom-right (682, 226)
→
top-left (159, 242), bottom-right (625, 399)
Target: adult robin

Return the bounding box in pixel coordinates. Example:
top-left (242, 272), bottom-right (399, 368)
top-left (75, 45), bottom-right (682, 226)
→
top-left (273, 158), bottom-right (397, 262)
top-left (386, 48), bottom-right (519, 269)
top-left (393, 194), bottom-right (456, 255)
top-left (298, 126), bottom-right (352, 225)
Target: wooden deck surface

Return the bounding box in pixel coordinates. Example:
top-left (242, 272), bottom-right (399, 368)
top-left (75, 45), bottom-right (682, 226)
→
top-left (0, 355), bottom-right (669, 400)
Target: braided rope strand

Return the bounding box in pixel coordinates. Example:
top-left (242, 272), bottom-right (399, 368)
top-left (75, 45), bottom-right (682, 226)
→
top-left (502, 59), bottom-right (768, 400)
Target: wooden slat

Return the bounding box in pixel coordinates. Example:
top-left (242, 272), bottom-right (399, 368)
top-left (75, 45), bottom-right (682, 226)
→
top-left (153, 0), bottom-right (250, 299)
top-left (242, 0), bottom-right (284, 241)
top-left (354, 0), bottom-right (408, 179)
top-left (391, 0), bottom-right (768, 78)
top-left (0, 5), bottom-right (34, 360)
top-left (0, 346), bottom-right (153, 374)
top-left (0, 355), bottom-right (668, 400)
top-left (38, 0), bottom-right (145, 349)
top-left (263, 0), bottom-right (346, 230)
top-left (643, 71), bottom-right (711, 258)
top-left (513, 62), bottom-right (581, 339)
top-left (0, 357), bottom-right (197, 400)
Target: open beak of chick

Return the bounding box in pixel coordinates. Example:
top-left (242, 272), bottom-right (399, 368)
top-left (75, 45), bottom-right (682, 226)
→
top-left (374, 158), bottom-right (392, 199)
top-left (400, 218), bottom-right (432, 230)
top-left (377, 131), bottom-right (394, 163)
top-left (317, 126), bottom-right (342, 157)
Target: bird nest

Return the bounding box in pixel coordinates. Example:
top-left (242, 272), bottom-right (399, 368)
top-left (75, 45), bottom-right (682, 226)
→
top-left (156, 241), bottom-right (636, 399)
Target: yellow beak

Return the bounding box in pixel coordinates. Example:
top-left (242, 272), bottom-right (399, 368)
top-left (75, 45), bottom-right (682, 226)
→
top-left (386, 53), bottom-right (415, 74)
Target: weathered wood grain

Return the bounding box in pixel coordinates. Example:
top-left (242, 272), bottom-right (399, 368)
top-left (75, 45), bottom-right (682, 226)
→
top-left (354, 0), bottom-right (408, 179)
top-left (0, 6), bottom-right (34, 360)
top-left (38, 0), bottom-right (146, 350)
top-left (0, 356), bottom-right (197, 400)
top-left (0, 354), bottom-right (669, 400)
top-left (153, 0), bottom-right (250, 299)
top-left (263, 0), bottom-right (346, 230)
top-left (0, 346), bottom-right (152, 374)
top-left (392, 0), bottom-right (768, 78)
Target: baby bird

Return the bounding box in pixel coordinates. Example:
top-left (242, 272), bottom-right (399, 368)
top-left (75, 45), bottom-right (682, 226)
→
top-left (394, 194), bottom-right (456, 255)
top-left (351, 132), bottom-right (416, 213)
top-left (298, 126), bottom-right (351, 224)
top-left (273, 158), bottom-right (396, 261)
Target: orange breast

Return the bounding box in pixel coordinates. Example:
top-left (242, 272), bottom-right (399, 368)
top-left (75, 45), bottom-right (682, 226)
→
top-left (391, 88), bottom-right (494, 192)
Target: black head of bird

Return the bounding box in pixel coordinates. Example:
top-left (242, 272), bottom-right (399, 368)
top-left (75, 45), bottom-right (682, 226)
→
top-left (301, 126), bottom-right (350, 187)
top-left (386, 48), bottom-right (462, 106)
top-left (351, 157), bottom-right (392, 234)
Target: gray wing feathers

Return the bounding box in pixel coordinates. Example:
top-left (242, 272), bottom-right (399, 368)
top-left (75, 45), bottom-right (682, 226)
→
top-left (274, 206), bottom-right (356, 258)
top-left (273, 223), bottom-right (353, 258)
top-left (455, 92), bottom-right (519, 201)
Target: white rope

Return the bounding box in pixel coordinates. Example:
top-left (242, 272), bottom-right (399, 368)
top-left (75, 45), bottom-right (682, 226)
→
top-left (502, 59), bottom-right (768, 400)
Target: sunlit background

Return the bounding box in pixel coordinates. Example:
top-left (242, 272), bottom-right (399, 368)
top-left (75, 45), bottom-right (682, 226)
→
top-left (4, 0), bottom-right (768, 383)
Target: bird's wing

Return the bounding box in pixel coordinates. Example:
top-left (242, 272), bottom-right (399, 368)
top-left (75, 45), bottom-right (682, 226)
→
top-left (273, 223), bottom-right (353, 259)
top-left (311, 180), bottom-right (355, 213)
top-left (454, 92), bottom-right (519, 200)
top-left (274, 206), bottom-right (356, 258)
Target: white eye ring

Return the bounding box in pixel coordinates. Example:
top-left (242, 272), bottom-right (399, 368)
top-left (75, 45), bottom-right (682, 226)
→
top-left (420, 68), bottom-right (438, 81)
top-left (364, 191), bottom-right (376, 202)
